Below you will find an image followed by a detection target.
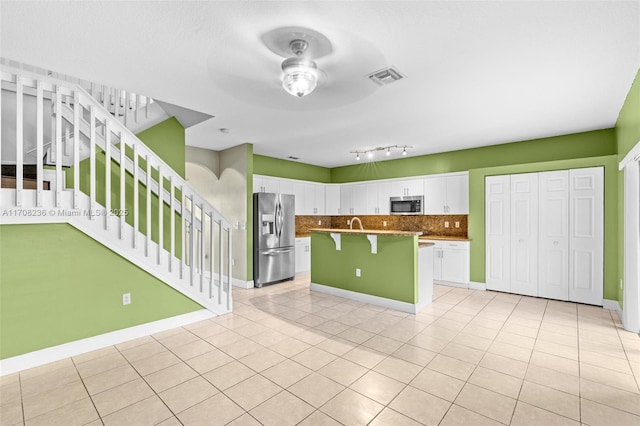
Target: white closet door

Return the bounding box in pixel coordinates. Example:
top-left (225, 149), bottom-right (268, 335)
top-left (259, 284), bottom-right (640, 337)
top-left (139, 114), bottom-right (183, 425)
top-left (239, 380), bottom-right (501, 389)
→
top-left (486, 175), bottom-right (511, 292)
top-left (510, 173), bottom-right (539, 296)
top-left (569, 167), bottom-right (604, 305)
top-left (538, 170), bottom-right (569, 300)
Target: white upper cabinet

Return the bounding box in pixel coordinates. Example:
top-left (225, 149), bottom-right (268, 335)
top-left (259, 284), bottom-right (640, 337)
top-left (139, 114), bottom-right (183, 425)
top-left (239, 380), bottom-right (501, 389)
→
top-left (423, 173), bottom-right (469, 214)
top-left (325, 185), bottom-right (341, 215)
top-left (308, 183), bottom-right (325, 215)
top-left (254, 176), bottom-right (280, 193)
top-left (392, 179), bottom-right (423, 197)
top-left (377, 182), bottom-right (393, 215)
top-left (340, 184), bottom-right (356, 215)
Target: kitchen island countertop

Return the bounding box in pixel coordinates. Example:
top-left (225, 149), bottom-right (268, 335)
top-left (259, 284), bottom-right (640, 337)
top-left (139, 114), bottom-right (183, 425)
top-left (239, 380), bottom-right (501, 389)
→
top-left (419, 235), bottom-right (471, 241)
top-left (309, 228), bottom-right (423, 237)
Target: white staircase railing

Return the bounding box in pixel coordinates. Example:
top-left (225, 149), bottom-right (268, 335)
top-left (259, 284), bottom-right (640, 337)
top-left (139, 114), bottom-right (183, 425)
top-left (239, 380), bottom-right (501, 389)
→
top-left (0, 57), bottom-right (156, 131)
top-left (0, 65), bottom-right (233, 315)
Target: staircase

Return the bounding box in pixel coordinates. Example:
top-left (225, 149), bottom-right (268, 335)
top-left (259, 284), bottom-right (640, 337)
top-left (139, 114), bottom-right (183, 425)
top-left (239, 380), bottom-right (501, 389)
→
top-left (0, 64), bottom-right (233, 315)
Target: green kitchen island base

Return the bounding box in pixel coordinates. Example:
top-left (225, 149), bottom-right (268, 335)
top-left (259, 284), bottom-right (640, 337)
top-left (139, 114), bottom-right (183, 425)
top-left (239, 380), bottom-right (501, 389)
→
top-left (309, 229), bottom-right (434, 314)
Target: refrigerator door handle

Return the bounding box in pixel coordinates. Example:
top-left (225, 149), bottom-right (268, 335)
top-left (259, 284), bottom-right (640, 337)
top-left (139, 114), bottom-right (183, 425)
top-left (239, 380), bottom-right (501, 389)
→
top-left (276, 198), bottom-right (283, 240)
top-left (263, 248), bottom-right (293, 255)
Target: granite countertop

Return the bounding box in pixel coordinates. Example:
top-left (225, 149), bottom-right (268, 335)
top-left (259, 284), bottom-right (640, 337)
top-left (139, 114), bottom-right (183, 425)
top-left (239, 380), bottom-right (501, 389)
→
top-left (309, 228), bottom-right (423, 237)
top-left (419, 235), bottom-right (471, 241)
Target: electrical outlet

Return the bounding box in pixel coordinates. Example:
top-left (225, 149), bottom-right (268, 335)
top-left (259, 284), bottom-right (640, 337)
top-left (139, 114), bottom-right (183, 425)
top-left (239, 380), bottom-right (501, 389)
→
top-left (122, 293), bottom-right (131, 305)
top-left (318, 220), bottom-right (321, 225)
top-left (455, 222), bottom-right (460, 228)
top-left (620, 279), bottom-right (623, 289)
top-left (444, 221), bottom-right (450, 228)
top-left (355, 268), bottom-right (361, 277)
top-left (232, 259), bottom-right (236, 266)
top-left (383, 220), bottom-right (387, 227)
top-left (347, 219), bottom-right (350, 225)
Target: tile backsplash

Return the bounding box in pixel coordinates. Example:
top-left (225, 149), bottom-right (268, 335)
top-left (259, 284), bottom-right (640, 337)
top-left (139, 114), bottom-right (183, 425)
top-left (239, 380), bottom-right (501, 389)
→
top-left (295, 215), bottom-right (467, 237)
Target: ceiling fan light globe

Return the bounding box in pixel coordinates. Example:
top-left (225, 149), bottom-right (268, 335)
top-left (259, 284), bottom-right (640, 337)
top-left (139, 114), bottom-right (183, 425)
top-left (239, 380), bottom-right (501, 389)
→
top-left (281, 57), bottom-right (319, 98)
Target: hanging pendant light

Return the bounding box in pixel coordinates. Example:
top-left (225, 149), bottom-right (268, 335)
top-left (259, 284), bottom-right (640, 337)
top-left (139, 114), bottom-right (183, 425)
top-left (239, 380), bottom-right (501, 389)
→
top-left (281, 39), bottom-right (319, 98)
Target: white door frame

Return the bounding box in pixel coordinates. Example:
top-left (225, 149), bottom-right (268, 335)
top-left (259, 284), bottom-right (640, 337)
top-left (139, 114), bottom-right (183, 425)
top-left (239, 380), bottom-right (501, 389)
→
top-left (620, 142), bottom-right (640, 333)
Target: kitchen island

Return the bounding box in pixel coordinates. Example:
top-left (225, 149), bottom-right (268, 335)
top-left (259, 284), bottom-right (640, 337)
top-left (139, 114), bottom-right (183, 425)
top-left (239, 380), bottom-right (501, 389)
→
top-left (309, 228), bottom-right (434, 314)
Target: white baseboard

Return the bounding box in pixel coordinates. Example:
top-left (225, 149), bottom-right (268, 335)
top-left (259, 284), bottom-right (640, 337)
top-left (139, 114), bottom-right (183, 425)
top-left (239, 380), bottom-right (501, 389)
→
top-left (434, 280), bottom-right (468, 289)
top-left (0, 309), bottom-right (215, 376)
top-left (469, 281), bottom-right (487, 291)
top-left (310, 282), bottom-right (432, 314)
top-left (232, 278), bottom-right (254, 289)
top-left (603, 298), bottom-right (623, 319)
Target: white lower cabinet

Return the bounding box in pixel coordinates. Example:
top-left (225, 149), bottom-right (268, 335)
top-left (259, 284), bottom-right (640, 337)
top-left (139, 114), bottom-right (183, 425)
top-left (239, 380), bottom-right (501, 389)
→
top-left (486, 167), bottom-right (604, 305)
top-left (422, 240), bottom-right (470, 285)
top-left (295, 237), bottom-right (311, 274)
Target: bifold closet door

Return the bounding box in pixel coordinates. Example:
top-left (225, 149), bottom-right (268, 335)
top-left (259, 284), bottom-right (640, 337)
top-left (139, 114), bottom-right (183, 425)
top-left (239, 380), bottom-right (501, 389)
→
top-left (538, 171), bottom-right (570, 300)
top-left (569, 167), bottom-right (604, 305)
top-left (510, 173), bottom-right (538, 296)
top-left (486, 175), bottom-right (510, 292)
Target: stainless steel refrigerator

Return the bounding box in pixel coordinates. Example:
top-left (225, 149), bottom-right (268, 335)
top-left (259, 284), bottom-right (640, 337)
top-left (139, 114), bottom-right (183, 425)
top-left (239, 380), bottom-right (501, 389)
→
top-left (253, 192), bottom-right (295, 288)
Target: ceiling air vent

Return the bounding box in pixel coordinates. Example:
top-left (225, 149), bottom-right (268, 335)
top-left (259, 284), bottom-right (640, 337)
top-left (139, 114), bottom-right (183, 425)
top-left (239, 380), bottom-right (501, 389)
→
top-left (368, 66), bottom-right (406, 86)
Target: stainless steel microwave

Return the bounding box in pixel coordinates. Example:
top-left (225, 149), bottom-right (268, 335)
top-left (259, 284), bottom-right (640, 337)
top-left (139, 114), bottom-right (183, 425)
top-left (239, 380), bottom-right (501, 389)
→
top-left (390, 196), bottom-right (424, 215)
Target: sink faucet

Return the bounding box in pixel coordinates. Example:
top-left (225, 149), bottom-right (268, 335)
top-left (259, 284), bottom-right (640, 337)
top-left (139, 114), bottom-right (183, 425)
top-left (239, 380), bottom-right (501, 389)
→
top-left (350, 217), bottom-right (364, 231)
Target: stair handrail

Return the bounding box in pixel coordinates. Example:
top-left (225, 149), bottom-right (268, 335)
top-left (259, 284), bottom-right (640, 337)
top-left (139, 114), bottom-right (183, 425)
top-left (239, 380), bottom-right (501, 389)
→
top-left (1, 65), bottom-right (232, 230)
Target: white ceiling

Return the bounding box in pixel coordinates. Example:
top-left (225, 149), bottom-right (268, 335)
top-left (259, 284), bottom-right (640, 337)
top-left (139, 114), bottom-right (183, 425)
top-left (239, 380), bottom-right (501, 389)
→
top-left (1, 1), bottom-right (638, 168)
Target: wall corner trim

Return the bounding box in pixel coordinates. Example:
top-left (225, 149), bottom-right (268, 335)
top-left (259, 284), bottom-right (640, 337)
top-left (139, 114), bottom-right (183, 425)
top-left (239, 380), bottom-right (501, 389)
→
top-left (0, 309), bottom-right (215, 376)
top-left (233, 278), bottom-right (254, 289)
top-left (619, 140), bottom-right (640, 170)
top-left (468, 281), bottom-right (487, 291)
top-left (603, 299), bottom-right (623, 319)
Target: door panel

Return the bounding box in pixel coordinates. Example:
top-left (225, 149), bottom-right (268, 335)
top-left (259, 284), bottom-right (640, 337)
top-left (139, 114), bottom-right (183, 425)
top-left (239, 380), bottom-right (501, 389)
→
top-left (510, 173), bottom-right (538, 296)
top-left (486, 175), bottom-right (510, 292)
top-left (538, 170), bottom-right (569, 301)
top-left (569, 167), bottom-right (604, 305)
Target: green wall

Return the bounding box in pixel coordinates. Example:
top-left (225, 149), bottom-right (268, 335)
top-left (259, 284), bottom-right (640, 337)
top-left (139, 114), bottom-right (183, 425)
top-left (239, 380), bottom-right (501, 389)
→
top-left (330, 129), bottom-right (616, 183)
top-left (616, 69), bottom-right (640, 160)
top-left (137, 117), bottom-right (186, 178)
top-left (615, 68), bottom-right (640, 306)
top-left (254, 154), bottom-right (331, 183)
top-left (0, 224), bottom-right (201, 359)
top-left (311, 233), bottom-right (418, 303)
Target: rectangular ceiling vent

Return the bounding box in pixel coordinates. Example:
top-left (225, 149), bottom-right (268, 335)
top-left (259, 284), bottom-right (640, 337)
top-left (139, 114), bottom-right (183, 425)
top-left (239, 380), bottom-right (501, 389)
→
top-left (368, 66), bottom-right (406, 86)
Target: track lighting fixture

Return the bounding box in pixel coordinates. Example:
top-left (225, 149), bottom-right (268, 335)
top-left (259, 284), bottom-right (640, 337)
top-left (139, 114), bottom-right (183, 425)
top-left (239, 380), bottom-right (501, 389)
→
top-left (350, 145), bottom-right (412, 161)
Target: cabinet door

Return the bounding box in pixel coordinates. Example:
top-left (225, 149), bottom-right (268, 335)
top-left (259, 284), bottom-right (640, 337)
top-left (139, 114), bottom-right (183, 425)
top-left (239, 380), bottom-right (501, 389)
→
top-left (441, 247), bottom-right (469, 284)
top-left (569, 167), bottom-right (604, 305)
top-left (446, 175), bottom-right (469, 214)
top-left (538, 170), bottom-right (569, 301)
top-left (254, 176), bottom-right (279, 193)
top-left (340, 185), bottom-right (355, 215)
top-left (313, 184), bottom-right (325, 215)
top-left (423, 177), bottom-right (447, 214)
top-left (510, 173), bottom-right (538, 297)
top-left (279, 179), bottom-right (295, 197)
top-left (291, 182), bottom-right (307, 215)
top-left (325, 185), bottom-right (341, 215)
top-left (364, 183), bottom-right (378, 214)
top-left (486, 175), bottom-right (511, 292)
top-left (405, 179), bottom-right (424, 196)
top-left (433, 248), bottom-right (443, 280)
top-left (377, 182), bottom-right (393, 215)
top-left (351, 184), bottom-right (367, 215)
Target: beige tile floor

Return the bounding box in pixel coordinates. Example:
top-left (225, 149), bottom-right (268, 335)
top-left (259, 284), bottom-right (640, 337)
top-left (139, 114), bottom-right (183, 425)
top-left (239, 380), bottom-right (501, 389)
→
top-left (2, 275), bottom-right (640, 426)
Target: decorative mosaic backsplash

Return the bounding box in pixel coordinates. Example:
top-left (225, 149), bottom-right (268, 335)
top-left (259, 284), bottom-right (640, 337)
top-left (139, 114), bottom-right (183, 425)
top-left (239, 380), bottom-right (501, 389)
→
top-left (295, 214), bottom-right (468, 237)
